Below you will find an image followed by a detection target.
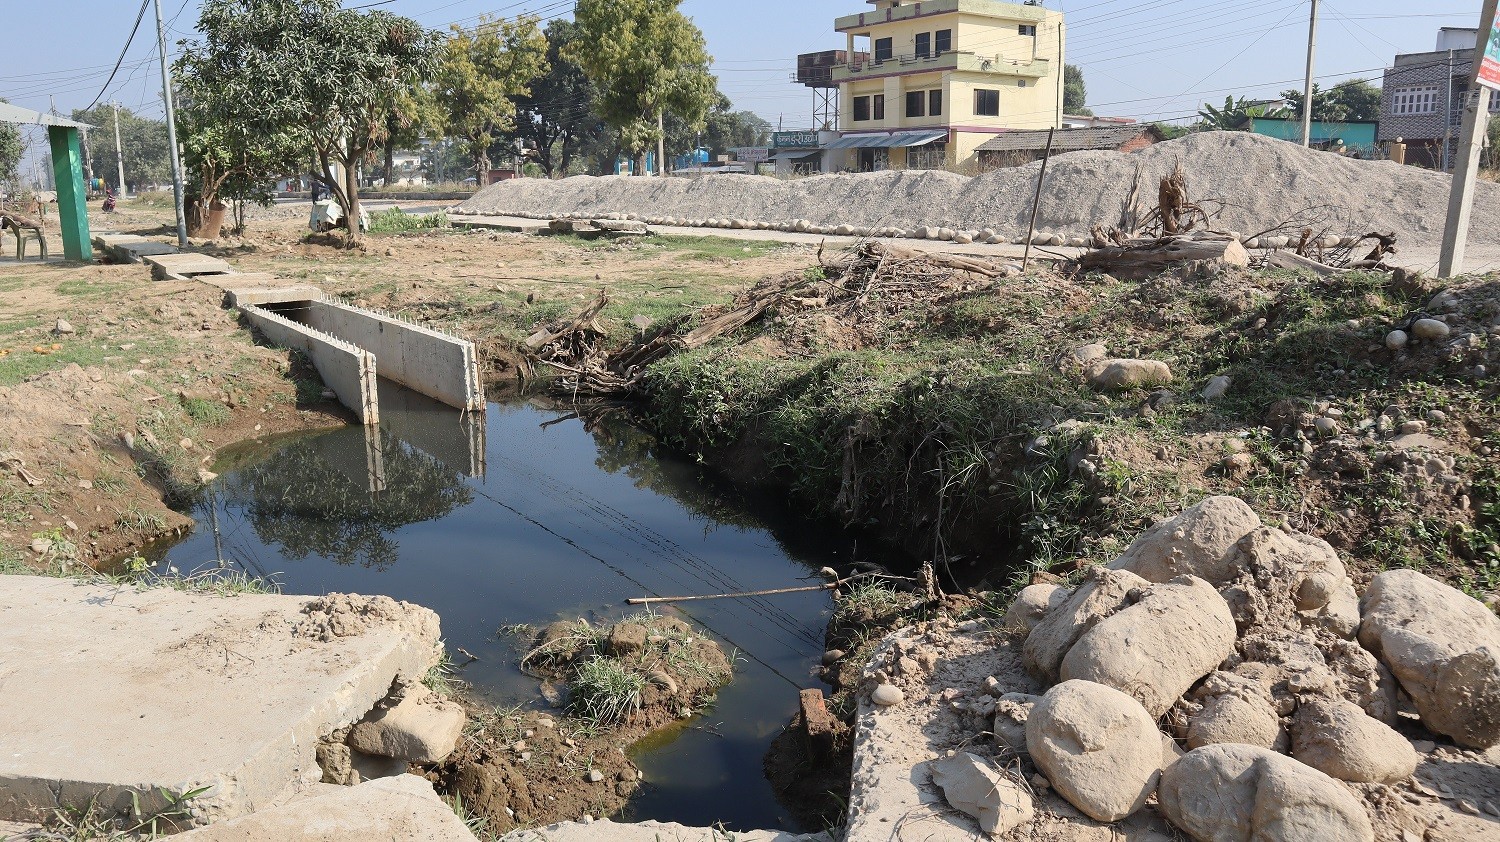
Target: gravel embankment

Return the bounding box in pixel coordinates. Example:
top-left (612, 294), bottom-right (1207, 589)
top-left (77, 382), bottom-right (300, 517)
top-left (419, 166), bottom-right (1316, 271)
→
top-left (459, 132), bottom-right (1500, 245)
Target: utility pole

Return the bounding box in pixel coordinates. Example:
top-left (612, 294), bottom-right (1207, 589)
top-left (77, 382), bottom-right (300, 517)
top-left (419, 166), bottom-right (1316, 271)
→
top-left (112, 102), bottom-right (128, 197)
top-left (153, 0), bottom-right (188, 246)
top-left (1438, 0), bottom-right (1500, 277)
top-left (1300, 0), bottom-right (1319, 147)
top-left (657, 111), bottom-right (666, 176)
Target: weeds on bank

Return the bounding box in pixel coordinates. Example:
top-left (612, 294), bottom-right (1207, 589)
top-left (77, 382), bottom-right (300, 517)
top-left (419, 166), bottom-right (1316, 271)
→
top-left (423, 646), bottom-right (460, 697)
top-left (568, 657), bottom-right (646, 728)
top-left (44, 784), bottom-right (211, 840)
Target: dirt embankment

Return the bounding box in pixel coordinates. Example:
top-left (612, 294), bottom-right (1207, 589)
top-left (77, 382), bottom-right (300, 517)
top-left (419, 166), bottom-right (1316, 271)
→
top-left (0, 242), bottom-right (349, 572)
top-left (613, 251), bottom-right (1500, 598)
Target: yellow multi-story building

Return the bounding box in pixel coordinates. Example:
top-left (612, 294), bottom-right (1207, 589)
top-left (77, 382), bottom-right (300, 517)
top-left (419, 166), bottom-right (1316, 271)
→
top-left (823, 0), bottom-right (1064, 172)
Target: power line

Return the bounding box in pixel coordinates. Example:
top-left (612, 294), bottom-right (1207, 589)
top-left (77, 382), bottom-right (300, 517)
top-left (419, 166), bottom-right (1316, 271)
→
top-left (84, 0), bottom-right (152, 113)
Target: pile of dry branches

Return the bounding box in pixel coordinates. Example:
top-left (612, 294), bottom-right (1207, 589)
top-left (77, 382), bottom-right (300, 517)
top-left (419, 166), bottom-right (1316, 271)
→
top-left (530, 242), bottom-right (1018, 397)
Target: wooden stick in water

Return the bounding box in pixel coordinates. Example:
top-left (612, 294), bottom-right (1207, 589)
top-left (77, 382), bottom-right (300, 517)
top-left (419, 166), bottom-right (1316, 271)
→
top-left (627, 580), bottom-right (846, 605)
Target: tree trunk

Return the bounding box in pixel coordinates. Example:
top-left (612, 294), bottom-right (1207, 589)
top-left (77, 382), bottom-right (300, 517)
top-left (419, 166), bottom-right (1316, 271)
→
top-left (635, 150), bottom-right (647, 176)
top-left (342, 144), bottom-right (361, 241)
top-left (1073, 235), bottom-right (1249, 279)
top-left (383, 111), bottom-right (398, 187)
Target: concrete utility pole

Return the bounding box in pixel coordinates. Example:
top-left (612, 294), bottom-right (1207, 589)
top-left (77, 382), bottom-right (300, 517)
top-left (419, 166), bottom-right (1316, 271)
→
top-left (1300, 0), bottom-right (1319, 147)
top-left (112, 102), bottom-right (127, 197)
top-left (153, 0), bottom-right (188, 246)
top-left (1438, 0), bottom-right (1500, 278)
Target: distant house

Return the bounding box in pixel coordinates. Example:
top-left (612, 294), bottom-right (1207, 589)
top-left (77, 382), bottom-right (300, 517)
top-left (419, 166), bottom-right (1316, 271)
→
top-left (1378, 27), bottom-right (1500, 169)
top-left (1233, 115), bottom-right (1377, 155)
top-left (1061, 114), bottom-right (1138, 129)
top-left (974, 124), bottom-right (1164, 169)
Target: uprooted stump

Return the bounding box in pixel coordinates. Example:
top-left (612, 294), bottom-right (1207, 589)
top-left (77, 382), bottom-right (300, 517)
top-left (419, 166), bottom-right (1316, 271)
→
top-left (1072, 233), bottom-right (1250, 279)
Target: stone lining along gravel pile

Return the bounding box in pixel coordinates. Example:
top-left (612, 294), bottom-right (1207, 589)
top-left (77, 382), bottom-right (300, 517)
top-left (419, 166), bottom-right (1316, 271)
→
top-left (458, 132), bottom-right (1500, 248)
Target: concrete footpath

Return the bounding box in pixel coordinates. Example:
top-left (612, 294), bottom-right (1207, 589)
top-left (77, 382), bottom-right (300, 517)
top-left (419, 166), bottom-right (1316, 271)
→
top-left (0, 576), bottom-right (442, 827)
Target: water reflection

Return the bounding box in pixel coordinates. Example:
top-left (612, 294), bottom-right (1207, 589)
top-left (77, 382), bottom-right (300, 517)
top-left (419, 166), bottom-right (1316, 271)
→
top-left (157, 382), bottom-right (863, 831)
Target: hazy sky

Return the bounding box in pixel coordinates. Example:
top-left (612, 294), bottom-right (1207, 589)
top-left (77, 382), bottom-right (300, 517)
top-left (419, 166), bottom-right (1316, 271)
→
top-left (0, 0), bottom-right (1487, 172)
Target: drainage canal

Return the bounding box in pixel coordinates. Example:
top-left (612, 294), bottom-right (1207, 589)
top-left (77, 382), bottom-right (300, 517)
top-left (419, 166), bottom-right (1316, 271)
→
top-left (152, 382), bottom-right (862, 831)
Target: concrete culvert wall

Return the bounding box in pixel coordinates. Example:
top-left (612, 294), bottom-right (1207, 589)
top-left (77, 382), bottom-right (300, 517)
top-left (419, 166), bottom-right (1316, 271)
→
top-left (459, 132), bottom-right (1500, 246)
top-left (301, 300), bottom-right (483, 412)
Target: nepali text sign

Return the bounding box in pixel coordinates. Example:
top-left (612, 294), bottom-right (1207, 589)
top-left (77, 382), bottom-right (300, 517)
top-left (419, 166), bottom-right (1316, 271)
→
top-left (1481, 17), bottom-right (1500, 89)
top-left (734, 146), bottom-right (770, 163)
top-left (772, 131), bottom-right (819, 149)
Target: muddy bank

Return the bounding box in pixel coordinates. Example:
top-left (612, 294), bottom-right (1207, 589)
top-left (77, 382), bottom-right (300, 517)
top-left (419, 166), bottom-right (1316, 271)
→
top-left (434, 615), bottom-right (732, 834)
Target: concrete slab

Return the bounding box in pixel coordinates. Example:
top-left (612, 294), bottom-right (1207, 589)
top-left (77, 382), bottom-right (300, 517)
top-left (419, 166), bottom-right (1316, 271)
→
top-left (176, 776), bottom-right (476, 842)
top-left (0, 576), bottom-right (441, 826)
top-left (238, 304), bottom-right (380, 424)
top-left (302, 300), bottom-right (482, 411)
top-left (226, 285), bottom-right (326, 308)
top-left (503, 819), bottom-right (833, 842)
top-left (449, 215), bottom-right (546, 236)
top-left (144, 252), bottom-right (231, 280)
top-left (91, 233), bottom-right (180, 264)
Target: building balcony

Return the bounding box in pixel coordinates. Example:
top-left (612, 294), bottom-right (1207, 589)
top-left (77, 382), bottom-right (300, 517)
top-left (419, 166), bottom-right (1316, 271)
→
top-left (835, 0), bottom-right (1046, 32)
top-left (831, 50), bottom-right (1050, 82)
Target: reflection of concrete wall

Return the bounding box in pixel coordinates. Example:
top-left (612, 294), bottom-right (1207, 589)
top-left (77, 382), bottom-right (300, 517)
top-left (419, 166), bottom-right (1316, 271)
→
top-left (305, 426), bottom-right (386, 494)
top-left (302, 301), bottom-right (482, 411)
top-left (240, 304), bottom-right (379, 424)
top-left (378, 383), bottom-right (486, 478)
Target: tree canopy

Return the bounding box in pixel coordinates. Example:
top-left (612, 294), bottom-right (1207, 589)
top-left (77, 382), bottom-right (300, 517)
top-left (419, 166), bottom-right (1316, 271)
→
top-left (433, 14), bottom-right (549, 177)
top-left (568, 0), bottom-right (716, 170)
top-left (1196, 96), bottom-right (1286, 130)
top-left (182, 0), bottom-right (440, 238)
top-left (1064, 65), bottom-right (1092, 116)
top-left (0, 99), bottom-right (23, 188)
top-left (1280, 80), bottom-right (1381, 123)
top-left (70, 104), bottom-right (171, 192)
top-left (508, 19), bottom-right (607, 178)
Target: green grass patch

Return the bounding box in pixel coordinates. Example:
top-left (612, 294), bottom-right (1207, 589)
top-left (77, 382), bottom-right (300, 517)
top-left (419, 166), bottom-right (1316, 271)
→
top-left (568, 656), bottom-right (646, 728)
top-left (368, 208), bottom-right (448, 233)
top-left (182, 397), bottom-right (230, 426)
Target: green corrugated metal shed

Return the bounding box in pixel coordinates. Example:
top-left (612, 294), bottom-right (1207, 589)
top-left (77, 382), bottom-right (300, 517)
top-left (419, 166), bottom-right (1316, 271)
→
top-left (1234, 115), bottom-right (1378, 149)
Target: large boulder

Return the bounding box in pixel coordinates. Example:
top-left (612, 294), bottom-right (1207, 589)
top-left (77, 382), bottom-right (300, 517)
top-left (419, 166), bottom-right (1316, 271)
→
top-left (1158, 744), bottom-right (1374, 842)
top-left (1085, 358), bottom-right (1173, 390)
top-left (1059, 575), bottom-right (1237, 717)
top-left (1003, 583), bottom-right (1069, 632)
top-left (1025, 680), bottom-right (1163, 823)
top-left (1108, 496), bottom-right (1262, 585)
top-left (929, 752), bottom-right (1035, 836)
top-left (1358, 569), bottom-right (1500, 749)
top-left (1023, 567), bottom-right (1149, 685)
top-left (1220, 527), bottom-right (1359, 638)
top-left (1186, 672), bottom-right (1284, 751)
top-left (1291, 697), bottom-right (1418, 784)
top-left (348, 684), bottom-right (466, 764)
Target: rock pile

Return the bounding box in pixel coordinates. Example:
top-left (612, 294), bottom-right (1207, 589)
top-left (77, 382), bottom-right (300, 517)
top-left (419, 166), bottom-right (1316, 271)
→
top-left (906, 496), bottom-right (1499, 840)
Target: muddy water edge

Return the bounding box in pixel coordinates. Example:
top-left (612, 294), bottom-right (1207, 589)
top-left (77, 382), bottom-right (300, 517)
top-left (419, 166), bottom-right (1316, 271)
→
top-left (147, 382), bottom-right (895, 832)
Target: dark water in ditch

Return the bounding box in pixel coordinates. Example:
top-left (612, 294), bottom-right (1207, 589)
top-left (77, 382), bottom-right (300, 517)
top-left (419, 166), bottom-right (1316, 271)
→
top-left (152, 383), bottom-right (859, 832)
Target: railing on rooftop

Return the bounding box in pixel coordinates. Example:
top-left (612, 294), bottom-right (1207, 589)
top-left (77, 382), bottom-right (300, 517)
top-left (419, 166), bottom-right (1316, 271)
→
top-left (830, 49), bottom-right (1050, 81)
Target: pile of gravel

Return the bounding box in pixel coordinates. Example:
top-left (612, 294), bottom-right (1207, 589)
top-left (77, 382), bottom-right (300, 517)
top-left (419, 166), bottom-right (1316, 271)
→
top-left (459, 132), bottom-right (1500, 246)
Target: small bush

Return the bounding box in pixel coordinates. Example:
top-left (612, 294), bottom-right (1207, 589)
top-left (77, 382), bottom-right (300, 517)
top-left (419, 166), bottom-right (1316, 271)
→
top-left (568, 656), bottom-right (646, 727)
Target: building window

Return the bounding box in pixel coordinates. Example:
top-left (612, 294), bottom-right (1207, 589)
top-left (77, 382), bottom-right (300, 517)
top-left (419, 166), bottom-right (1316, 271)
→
top-left (873, 94), bottom-right (886, 120)
top-left (929, 90), bottom-right (943, 116)
top-left (1490, 89), bottom-right (1500, 111)
top-left (906, 91), bottom-right (926, 118)
top-left (875, 37), bottom-right (893, 63)
top-left (1391, 85), bottom-right (1438, 115)
top-left (909, 143), bottom-right (947, 171)
top-left (975, 89), bottom-right (1000, 116)
top-left (915, 32), bottom-right (931, 59)
top-left (1019, 24), bottom-right (1037, 36)
top-left (853, 96), bottom-right (871, 122)
top-left (935, 29), bottom-right (952, 55)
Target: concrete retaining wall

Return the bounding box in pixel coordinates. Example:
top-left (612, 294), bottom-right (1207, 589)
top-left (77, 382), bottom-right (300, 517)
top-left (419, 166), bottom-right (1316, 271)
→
top-left (302, 300), bottom-right (482, 411)
top-left (239, 304), bottom-right (379, 424)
